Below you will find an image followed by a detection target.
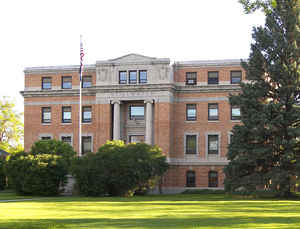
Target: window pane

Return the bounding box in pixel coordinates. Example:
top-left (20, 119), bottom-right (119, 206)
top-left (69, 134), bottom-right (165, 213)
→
top-left (231, 71), bottom-right (242, 84)
top-left (62, 107), bottom-right (71, 123)
top-left (42, 107), bottom-right (51, 123)
top-left (232, 108), bottom-right (240, 116)
top-left (82, 136), bottom-right (92, 154)
top-left (208, 72), bottom-right (219, 84)
top-left (186, 135), bottom-right (196, 154)
top-left (139, 71), bottom-right (147, 83)
top-left (129, 71), bottom-right (137, 84)
top-left (41, 136), bottom-right (51, 140)
top-left (208, 104), bottom-right (218, 120)
top-left (44, 112), bottom-right (51, 120)
top-left (61, 136), bottom-right (72, 145)
top-left (208, 135), bottom-right (218, 154)
top-left (130, 106), bottom-right (144, 120)
top-left (42, 77), bottom-right (52, 89)
top-left (62, 76), bottom-right (72, 89)
top-left (186, 104), bottom-right (196, 121)
top-left (186, 171), bottom-right (196, 187)
top-left (82, 76), bottom-right (92, 88)
top-left (129, 135), bottom-right (144, 143)
top-left (83, 106), bottom-right (92, 122)
top-left (119, 71), bottom-right (127, 84)
top-left (208, 171), bottom-right (218, 187)
top-left (186, 72), bottom-right (197, 85)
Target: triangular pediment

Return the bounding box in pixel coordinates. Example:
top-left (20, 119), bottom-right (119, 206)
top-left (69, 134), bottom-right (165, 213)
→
top-left (109, 53), bottom-right (156, 63)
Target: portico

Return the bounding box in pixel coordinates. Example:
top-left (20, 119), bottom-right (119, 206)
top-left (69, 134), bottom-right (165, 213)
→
top-left (112, 99), bottom-right (154, 144)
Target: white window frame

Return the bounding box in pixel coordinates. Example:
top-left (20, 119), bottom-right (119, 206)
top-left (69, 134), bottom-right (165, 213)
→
top-left (205, 132), bottom-right (221, 158)
top-left (184, 132), bottom-right (199, 155)
top-left (60, 133), bottom-right (73, 146)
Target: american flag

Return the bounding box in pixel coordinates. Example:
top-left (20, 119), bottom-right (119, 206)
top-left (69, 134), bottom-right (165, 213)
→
top-left (79, 36), bottom-right (84, 80)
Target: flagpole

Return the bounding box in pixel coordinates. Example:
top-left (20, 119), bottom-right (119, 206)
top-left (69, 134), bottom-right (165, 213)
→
top-left (79, 35), bottom-right (83, 157)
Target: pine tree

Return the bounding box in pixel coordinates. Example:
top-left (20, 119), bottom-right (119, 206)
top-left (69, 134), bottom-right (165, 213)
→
top-left (224, 0), bottom-right (300, 197)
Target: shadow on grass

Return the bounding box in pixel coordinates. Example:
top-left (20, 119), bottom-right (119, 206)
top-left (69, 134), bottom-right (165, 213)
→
top-left (1, 216), bottom-right (300, 229)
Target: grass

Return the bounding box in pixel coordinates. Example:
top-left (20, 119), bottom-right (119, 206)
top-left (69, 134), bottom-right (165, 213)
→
top-left (0, 191), bottom-right (300, 229)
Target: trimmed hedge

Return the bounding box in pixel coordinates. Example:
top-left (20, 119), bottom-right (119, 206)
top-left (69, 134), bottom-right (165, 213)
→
top-left (72, 141), bottom-right (169, 197)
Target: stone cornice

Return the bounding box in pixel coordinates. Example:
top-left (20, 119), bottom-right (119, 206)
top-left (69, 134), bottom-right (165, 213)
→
top-left (175, 85), bottom-right (241, 93)
top-left (173, 59), bottom-right (246, 68)
top-left (21, 84), bottom-right (240, 98)
top-left (20, 88), bottom-right (96, 98)
top-left (24, 64), bottom-right (96, 74)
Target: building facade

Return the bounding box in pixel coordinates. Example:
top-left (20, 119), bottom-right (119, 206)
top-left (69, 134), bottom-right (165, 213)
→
top-left (22, 54), bottom-right (244, 193)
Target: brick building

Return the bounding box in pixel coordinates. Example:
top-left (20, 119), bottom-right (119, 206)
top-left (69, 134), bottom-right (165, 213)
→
top-left (21, 54), bottom-right (244, 193)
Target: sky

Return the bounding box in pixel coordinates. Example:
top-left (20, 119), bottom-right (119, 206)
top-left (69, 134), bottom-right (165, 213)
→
top-left (0, 0), bottom-right (265, 114)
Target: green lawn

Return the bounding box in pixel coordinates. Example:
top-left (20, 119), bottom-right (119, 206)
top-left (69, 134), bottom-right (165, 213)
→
top-left (1, 191), bottom-right (300, 229)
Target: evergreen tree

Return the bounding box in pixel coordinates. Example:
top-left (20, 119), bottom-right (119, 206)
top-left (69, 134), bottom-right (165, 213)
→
top-left (224, 0), bottom-right (300, 197)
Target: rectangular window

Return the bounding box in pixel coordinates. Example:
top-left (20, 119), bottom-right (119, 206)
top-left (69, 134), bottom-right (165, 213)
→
top-left (186, 72), bottom-right (197, 85)
top-left (61, 136), bottom-right (72, 146)
top-left (129, 71), bottom-right (137, 84)
top-left (129, 135), bottom-right (144, 143)
top-left (208, 135), bottom-right (219, 154)
top-left (231, 106), bottom-right (241, 120)
top-left (42, 77), bottom-right (52, 90)
top-left (231, 71), bottom-right (242, 84)
top-left (208, 71), bottom-right (219, 85)
top-left (41, 136), bottom-right (51, 140)
top-left (62, 106), bottom-right (72, 123)
top-left (119, 71), bottom-right (127, 84)
top-left (82, 136), bottom-right (92, 154)
top-left (82, 106), bottom-right (92, 123)
top-left (186, 135), bottom-right (197, 154)
top-left (62, 76), bottom-right (72, 89)
top-left (186, 171), bottom-right (196, 187)
top-left (139, 70), bottom-right (147, 84)
top-left (208, 103), bottom-right (218, 120)
top-left (186, 104), bottom-right (197, 121)
top-left (82, 76), bottom-right (92, 88)
top-left (42, 107), bottom-right (51, 123)
top-left (208, 171), bottom-right (218, 187)
top-left (129, 105), bottom-right (144, 120)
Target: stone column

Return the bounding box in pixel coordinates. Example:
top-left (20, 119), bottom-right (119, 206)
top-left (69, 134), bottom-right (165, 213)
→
top-left (145, 99), bottom-right (153, 144)
top-left (112, 100), bottom-right (121, 140)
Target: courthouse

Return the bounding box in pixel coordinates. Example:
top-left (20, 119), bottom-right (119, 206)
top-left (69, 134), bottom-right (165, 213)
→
top-left (22, 54), bottom-right (244, 192)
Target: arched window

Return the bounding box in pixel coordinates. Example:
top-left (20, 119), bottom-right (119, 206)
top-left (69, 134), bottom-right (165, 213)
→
top-left (208, 171), bottom-right (218, 187)
top-left (186, 171), bottom-right (196, 187)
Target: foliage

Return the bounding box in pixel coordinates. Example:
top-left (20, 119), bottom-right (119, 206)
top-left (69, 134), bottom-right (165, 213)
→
top-left (225, 1), bottom-right (300, 197)
top-left (0, 98), bottom-right (24, 153)
top-left (0, 157), bottom-right (6, 190)
top-left (239, 0), bottom-right (300, 14)
top-left (71, 140), bottom-right (169, 197)
top-left (4, 140), bottom-right (75, 196)
top-left (5, 151), bottom-right (68, 196)
top-left (30, 139), bottom-right (76, 168)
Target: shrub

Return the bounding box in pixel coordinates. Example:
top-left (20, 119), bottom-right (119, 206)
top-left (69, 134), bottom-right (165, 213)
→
top-left (0, 157), bottom-right (6, 190)
top-left (72, 140), bottom-right (169, 196)
top-left (30, 139), bottom-right (76, 167)
top-left (5, 152), bottom-right (68, 195)
top-left (5, 140), bottom-right (75, 196)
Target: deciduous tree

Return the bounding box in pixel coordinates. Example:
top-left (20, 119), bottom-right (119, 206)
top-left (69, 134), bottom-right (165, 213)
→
top-left (0, 98), bottom-right (23, 153)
